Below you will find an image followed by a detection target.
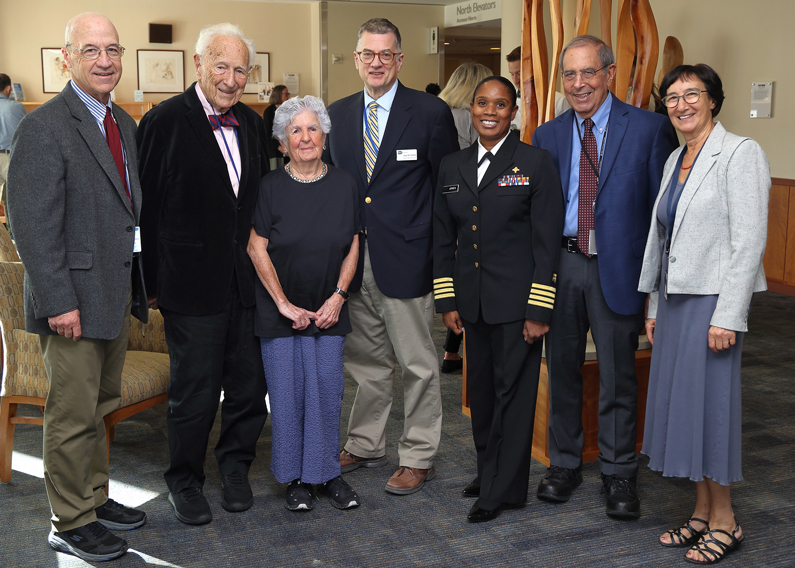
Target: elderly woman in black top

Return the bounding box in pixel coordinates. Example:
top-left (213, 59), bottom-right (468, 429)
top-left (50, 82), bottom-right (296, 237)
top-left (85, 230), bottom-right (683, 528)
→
top-left (248, 95), bottom-right (360, 512)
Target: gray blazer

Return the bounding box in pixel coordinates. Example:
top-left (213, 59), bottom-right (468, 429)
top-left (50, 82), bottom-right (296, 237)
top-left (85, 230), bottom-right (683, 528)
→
top-left (638, 122), bottom-right (769, 332)
top-left (7, 84), bottom-right (147, 339)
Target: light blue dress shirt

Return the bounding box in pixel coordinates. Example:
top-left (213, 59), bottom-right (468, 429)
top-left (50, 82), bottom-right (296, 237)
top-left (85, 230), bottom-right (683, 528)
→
top-left (564, 95), bottom-right (612, 237)
top-left (0, 93), bottom-right (26, 150)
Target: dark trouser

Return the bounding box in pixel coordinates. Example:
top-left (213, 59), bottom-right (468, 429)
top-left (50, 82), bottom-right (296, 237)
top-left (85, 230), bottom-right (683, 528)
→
top-left (161, 284), bottom-right (268, 494)
top-left (463, 313), bottom-right (542, 511)
top-left (546, 251), bottom-right (643, 478)
top-left (443, 329), bottom-right (462, 353)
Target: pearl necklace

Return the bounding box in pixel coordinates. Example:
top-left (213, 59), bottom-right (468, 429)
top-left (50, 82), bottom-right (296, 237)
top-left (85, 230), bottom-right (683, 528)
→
top-left (285, 163), bottom-right (327, 184)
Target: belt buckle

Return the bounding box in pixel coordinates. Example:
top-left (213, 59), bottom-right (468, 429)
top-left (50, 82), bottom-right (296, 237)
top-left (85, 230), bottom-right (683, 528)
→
top-left (567, 238), bottom-right (578, 254)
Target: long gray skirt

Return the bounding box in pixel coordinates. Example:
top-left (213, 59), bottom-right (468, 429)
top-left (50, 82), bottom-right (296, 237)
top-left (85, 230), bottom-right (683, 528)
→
top-left (641, 285), bottom-right (744, 486)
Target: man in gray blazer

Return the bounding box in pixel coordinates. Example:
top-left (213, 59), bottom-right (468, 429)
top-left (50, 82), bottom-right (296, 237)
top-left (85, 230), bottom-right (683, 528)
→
top-left (7, 12), bottom-right (147, 563)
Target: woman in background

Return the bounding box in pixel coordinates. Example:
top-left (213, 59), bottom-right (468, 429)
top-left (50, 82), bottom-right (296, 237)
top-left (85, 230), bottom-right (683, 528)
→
top-left (262, 85), bottom-right (290, 170)
top-left (639, 64), bottom-right (770, 564)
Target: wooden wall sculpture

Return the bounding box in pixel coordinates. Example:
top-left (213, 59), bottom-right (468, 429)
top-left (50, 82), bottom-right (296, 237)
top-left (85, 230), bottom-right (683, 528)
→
top-left (519, 0), bottom-right (682, 142)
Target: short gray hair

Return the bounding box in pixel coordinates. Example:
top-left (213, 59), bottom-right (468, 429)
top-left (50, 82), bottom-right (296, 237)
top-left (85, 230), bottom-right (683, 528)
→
top-left (559, 35), bottom-right (615, 73)
top-left (356, 18), bottom-right (401, 53)
top-left (272, 96), bottom-right (332, 144)
top-left (195, 23), bottom-right (256, 69)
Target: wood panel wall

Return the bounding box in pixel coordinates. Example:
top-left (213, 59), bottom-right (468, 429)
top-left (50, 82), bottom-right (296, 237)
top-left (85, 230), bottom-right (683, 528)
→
top-left (765, 178), bottom-right (795, 296)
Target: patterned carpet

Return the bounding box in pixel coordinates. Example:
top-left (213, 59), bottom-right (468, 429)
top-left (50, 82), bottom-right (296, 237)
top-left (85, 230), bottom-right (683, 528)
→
top-left (1, 291), bottom-right (793, 567)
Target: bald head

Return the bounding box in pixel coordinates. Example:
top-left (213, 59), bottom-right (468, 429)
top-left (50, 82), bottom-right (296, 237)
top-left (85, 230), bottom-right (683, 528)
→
top-left (65, 12), bottom-right (118, 47)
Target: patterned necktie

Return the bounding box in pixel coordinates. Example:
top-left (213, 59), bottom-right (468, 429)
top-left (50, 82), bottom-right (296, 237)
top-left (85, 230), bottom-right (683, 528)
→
top-left (364, 101), bottom-right (379, 183)
top-left (578, 118), bottom-right (598, 256)
top-left (209, 110), bottom-right (239, 130)
top-left (103, 107), bottom-right (131, 209)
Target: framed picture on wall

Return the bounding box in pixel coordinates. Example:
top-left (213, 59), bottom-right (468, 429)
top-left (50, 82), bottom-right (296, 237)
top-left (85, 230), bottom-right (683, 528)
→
top-left (245, 52), bottom-right (270, 93)
top-left (137, 49), bottom-right (185, 93)
top-left (41, 48), bottom-right (71, 93)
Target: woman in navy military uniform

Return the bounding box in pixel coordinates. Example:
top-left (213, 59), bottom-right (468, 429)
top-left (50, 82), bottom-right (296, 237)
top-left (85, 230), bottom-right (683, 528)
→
top-left (433, 76), bottom-right (564, 522)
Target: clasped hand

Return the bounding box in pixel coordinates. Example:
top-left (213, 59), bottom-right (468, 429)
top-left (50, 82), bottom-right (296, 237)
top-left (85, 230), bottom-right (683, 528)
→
top-left (278, 294), bottom-right (345, 330)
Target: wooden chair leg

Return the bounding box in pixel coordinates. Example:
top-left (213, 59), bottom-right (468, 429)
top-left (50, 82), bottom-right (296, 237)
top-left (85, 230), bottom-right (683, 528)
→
top-left (1, 398), bottom-right (17, 483)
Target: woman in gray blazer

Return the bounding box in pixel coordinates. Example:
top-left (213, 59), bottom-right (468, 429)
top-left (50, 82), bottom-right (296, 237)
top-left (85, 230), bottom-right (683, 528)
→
top-left (638, 64), bottom-right (770, 565)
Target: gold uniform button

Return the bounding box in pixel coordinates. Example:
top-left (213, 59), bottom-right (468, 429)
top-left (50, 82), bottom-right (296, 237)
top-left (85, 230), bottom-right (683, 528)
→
top-left (473, 244), bottom-right (478, 250)
top-left (472, 206), bottom-right (478, 212)
top-left (365, 197), bottom-right (372, 204)
top-left (474, 262), bottom-right (479, 268)
top-left (472, 225), bottom-right (477, 231)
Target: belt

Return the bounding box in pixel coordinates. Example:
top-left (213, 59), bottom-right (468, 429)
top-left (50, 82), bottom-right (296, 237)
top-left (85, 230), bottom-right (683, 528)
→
top-left (0, 149), bottom-right (10, 154)
top-left (562, 236), bottom-right (581, 254)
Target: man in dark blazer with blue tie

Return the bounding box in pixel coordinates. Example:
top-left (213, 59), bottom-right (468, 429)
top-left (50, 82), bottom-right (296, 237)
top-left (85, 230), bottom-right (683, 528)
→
top-left (531, 35), bottom-right (677, 519)
top-left (325, 18), bottom-right (458, 495)
top-left (136, 23), bottom-right (269, 526)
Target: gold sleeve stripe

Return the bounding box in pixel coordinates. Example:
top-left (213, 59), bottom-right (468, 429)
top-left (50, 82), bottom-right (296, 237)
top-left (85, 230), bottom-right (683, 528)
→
top-left (532, 283), bottom-right (557, 293)
top-left (528, 299), bottom-right (554, 309)
top-left (433, 277), bottom-right (454, 284)
top-left (530, 289), bottom-right (556, 299)
top-left (529, 294), bottom-right (555, 305)
top-left (434, 284), bottom-right (454, 292)
top-left (434, 282), bottom-right (454, 290)
top-left (435, 293), bottom-right (456, 300)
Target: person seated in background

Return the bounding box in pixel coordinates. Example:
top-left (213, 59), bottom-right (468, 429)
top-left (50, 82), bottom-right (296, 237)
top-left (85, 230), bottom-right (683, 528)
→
top-left (436, 61), bottom-right (493, 374)
top-left (263, 84), bottom-right (290, 170)
top-left (248, 95), bottom-right (361, 512)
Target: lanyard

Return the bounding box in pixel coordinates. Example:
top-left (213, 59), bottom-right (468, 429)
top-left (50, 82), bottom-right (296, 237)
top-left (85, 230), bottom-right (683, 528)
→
top-left (576, 117), bottom-right (608, 184)
top-left (212, 108), bottom-right (241, 183)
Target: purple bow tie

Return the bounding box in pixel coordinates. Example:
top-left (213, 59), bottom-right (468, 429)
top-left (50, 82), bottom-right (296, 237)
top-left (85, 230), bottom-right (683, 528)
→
top-left (209, 111), bottom-right (239, 130)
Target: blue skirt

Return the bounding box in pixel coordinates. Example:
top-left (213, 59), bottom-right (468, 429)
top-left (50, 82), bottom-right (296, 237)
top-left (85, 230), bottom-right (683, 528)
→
top-left (260, 335), bottom-right (345, 484)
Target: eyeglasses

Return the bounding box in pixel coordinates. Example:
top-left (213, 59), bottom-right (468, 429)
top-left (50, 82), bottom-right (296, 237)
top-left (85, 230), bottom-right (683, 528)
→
top-left (562, 65), bottom-right (607, 83)
top-left (661, 90), bottom-right (708, 108)
top-left (356, 50), bottom-right (400, 64)
top-left (68, 45), bottom-right (125, 60)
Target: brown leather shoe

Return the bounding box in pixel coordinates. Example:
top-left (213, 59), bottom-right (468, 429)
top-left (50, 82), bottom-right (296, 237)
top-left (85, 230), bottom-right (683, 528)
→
top-left (385, 466), bottom-right (436, 495)
top-left (339, 450), bottom-right (388, 474)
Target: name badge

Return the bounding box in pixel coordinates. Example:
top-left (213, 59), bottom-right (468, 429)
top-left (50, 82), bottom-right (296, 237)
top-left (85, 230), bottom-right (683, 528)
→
top-left (396, 149), bottom-right (418, 161)
top-left (442, 184), bottom-right (459, 194)
top-left (134, 227), bottom-right (142, 253)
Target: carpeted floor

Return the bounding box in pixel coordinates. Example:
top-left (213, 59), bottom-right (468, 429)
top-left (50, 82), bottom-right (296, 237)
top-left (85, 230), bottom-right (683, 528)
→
top-left (1, 291), bottom-right (793, 567)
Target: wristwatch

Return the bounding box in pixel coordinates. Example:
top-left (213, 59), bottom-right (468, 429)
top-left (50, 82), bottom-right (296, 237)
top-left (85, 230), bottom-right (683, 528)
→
top-left (334, 287), bottom-right (349, 300)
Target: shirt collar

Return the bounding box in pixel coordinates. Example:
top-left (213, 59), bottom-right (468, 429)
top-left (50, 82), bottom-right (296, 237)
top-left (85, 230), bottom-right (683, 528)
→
top-left (70, 79), bottom-right (112, 123)
top-left (0, 94), bottom-right (9, 101)
top-left (364, 80), bottom-right (398, 111)
top-left (477, 132), bottom-right (510, 162)
top-left (574, 92), bottom-right (612, 134)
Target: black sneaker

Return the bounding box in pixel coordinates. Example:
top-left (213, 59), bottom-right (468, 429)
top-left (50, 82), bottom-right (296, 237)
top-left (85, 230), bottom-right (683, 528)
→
top-left (48, 521), bottom-right (128, 562)
top-left (168, 487), bottom-right (212, 525)
top-left (318, 476), bottom-right (360, 510)
top-left (221, 472), bottom-right (253, 513)
top-left (95, 498), bottom-right (147, 530)
top-left (537, 466), bottom-right (583, 502)
top-left (285, 480), bottom-right (317, 511)
top-left (601, 474), bottom-right (640, 519)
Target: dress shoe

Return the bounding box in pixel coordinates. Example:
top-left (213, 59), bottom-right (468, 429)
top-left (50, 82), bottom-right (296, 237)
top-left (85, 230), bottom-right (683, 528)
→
top-left (169, 487), bottom-right (212, 525)
top-left (467, 504), bottom-right (499, 522)
top-left (601, 474), bottom-right (640, 519)
top-left (385, 466), bottom-right (436, 495)
top-left (48, 521), bottom-right (127, 562)
top-left (221, 472), bottom-right (253, 512)
top-left (461, 480), bottom-right (480, 498)
top-left (339, 449), bottom-right (388, 474)
top-left (441, 358), bottom-right (463, 374)
top-left (537, 465), bottom-right (582, 502)
top-left (95, 498), bottom-right (147, 530)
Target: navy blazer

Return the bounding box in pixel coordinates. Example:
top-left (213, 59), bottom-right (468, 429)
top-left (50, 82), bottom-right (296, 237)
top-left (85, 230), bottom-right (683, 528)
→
top-left (532, 93), bottom-right (678, 315)
top-left (325, 81), bottom-right (458, 299)
top-left (136, 83), bottom-right (270, 315)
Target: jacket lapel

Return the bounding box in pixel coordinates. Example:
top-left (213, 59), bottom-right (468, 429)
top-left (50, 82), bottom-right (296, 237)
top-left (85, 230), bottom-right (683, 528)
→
top-left (184, 84), bottom-right (236, 197)
top-left (457, 144), bottom-right (479, 197)
top-left (117, 115), bottom-right (142, 221)
top-left (597, 94), bottom-right (628, 196)
top-left (347, 92), bottom-right (368, 187)
top-left (478, 134), bottom-right (519, 190)
top-left (670, 122), bottom-right (724, 243)
top-left (233, 102), bottom-right (250, 200)
top-left (369, 82), bottom-right (409, 185)
top-left (552, 112), bottom-right (573, 199)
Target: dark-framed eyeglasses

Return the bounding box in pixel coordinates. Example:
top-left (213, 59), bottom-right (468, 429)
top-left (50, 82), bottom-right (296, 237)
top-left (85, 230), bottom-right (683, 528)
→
top-left (661, 90), bottom-right (708, 108)
top-left (561, 65), bottom-right (607, 82)
top-left (356, 50), bottom-right (400, 65)
top-left (68, 44), bottom-right (125, 60)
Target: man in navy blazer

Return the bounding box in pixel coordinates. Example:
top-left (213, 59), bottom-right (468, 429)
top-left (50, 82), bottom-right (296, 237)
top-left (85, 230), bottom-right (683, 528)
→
top-left (325, 18), bottom-right (458, 495)
top-left (531, 35), bottom-right (677, 518)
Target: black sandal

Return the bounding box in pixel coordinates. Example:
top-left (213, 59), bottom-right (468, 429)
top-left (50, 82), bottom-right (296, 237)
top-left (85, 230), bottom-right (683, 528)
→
top-left (684, 522), bottom-right (743, 564)
top-left (660, 517), bottom-right (710, 548)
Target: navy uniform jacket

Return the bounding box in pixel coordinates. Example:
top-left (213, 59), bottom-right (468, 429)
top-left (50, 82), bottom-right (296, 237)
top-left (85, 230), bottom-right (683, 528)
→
top-left (433, 133), bottom-right (564, 324)
top-left (325, 81), bottom-right (458, 299)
